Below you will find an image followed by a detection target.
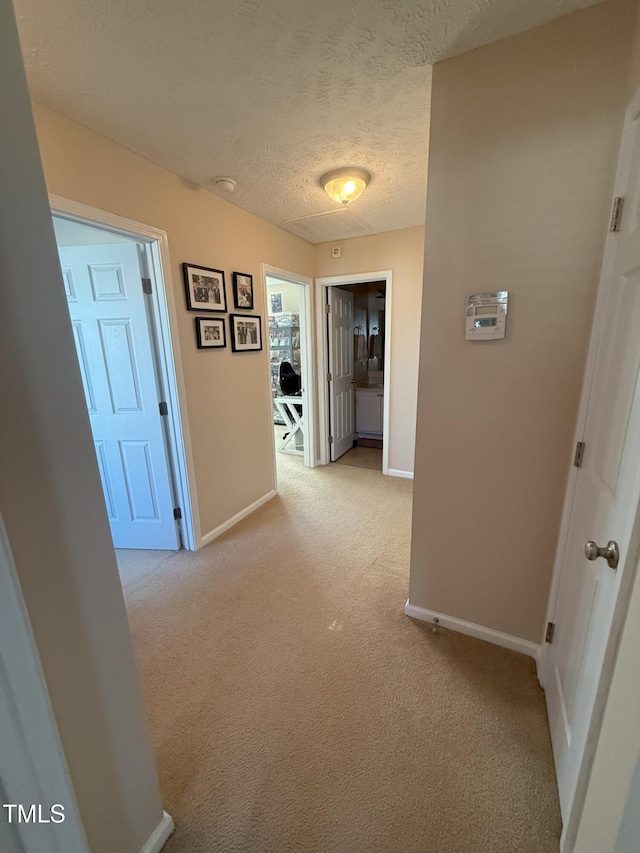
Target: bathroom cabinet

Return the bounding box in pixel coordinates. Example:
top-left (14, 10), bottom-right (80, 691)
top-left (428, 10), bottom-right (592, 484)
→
top-left (356, 387), bottom-right (384, 437)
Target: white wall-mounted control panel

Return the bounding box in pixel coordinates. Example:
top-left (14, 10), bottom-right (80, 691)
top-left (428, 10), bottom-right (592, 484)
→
top-left (465, 291), bottom-right (509, 340)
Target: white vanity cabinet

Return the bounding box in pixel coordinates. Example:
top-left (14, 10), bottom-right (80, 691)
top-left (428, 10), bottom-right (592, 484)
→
top-left (356, 387), bottom-right (384, 437)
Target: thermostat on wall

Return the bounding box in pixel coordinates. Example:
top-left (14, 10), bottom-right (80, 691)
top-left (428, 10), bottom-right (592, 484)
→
top-left (465, 291), bottom-right (509, 340)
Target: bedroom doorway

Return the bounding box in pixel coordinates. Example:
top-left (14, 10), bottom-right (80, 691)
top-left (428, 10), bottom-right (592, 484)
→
top-left (50, 197), bottom-right (197, 550)
top-left (262, 265), bottom-right (314, 478)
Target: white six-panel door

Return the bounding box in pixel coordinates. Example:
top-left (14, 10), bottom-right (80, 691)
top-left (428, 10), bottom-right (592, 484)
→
top-left (58, 243), bottom-right (179, 549)
top-left (328, 288), bottom-right (355, 461)
top-left (544, 92), bottom-right (640, 826)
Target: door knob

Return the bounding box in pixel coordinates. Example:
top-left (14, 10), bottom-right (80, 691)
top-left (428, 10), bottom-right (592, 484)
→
top-left (584, 540), bottom-right (619, 570)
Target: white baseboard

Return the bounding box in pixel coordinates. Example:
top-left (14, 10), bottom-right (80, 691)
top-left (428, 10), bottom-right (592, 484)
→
top-left (140, 811), bottom-right (174, 853)
top-left (404, 600), bottom-right (540, 661)
top-left (199, 489), bottom-right (277, 548)
top-left (387, 468), bottom-right (414, 480)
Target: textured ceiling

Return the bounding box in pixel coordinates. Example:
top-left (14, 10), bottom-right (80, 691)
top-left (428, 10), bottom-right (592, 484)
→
top-left (15, 0), bottom-right (599, 242)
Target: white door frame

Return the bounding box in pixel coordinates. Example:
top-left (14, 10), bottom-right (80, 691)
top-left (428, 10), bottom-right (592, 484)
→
top-left (49, 195), bottom-right (199, 550)
top-left (316, 270), bottom-right (393, 474)
top-left (0, 512), bottom-right (91, 853)
top-left (540, 86), bottom-right (640, 851)
top-left (261, 264), bottom-right (316, 479)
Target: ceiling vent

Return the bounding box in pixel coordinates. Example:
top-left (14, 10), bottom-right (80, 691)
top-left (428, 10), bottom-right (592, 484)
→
top-left (282, 207), bottom-right (371, 244)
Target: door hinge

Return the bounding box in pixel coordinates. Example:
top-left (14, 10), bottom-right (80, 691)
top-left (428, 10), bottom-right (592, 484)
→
top-left (173, 507), bottom-right (182, 520)
top-left (159, 401), bottom-right (169, 416)
top-left (328, 435), bottom-right (334, 444)
top-left (325, 303), bottom-right (331, 314)
top-left (545, 622), bottom-right (555, 644)
top-left (141, 277), bottom-right (153, 294)
top-left (327, 372), bottom-right (332, 382)
top-left (574, 441), bottom-right (585, 468)
top-left (610, 196), bottom-right (624, 232)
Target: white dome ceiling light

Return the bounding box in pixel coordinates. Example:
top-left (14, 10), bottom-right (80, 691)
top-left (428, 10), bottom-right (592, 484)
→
top-left (319, 167), bottom-right (371, 205)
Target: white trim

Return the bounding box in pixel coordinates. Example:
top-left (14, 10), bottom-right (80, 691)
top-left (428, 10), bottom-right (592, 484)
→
top-left (388, 468), bottom-right (414, 480)
top-left (316, 270), bottom-right (393, 474)
top-left (404, 600), bottom-right (541, 661)
top-left (0, 514), bottom-right (91, 853)
top-left (199, 489), bottom-right (277, 548)
top-left (139, 811), bottom-right (174, 853)
top-left (146, 238), bottom-right (198, 548)
top-left (48, 195), bottom-right (200, 550)
top-left (262, 264), bottom-right (316, 472)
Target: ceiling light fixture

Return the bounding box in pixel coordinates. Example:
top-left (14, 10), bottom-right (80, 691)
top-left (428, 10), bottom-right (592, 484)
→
top-left (319, 167), bottom-right (371, 205)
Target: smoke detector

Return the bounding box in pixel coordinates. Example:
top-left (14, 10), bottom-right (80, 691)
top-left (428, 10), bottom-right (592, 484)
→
top-left (214, 177), bottom-right (236, 193)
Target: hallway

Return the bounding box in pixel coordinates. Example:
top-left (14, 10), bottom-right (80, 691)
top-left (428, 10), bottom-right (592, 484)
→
top-left (116, 456), bottom-right (560, 853)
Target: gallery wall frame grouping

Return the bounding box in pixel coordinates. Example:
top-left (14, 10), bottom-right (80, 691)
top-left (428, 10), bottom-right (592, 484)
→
top-left (183, 263), bottom-right (227, 312)
top-left (230, 314), bottom-right (263, 353)
top-left (183, 262), bottom-right (260, 351)
top-left (195, 316), bottom-right (226, 349)
top-left (232, 271), bottom-right (254, 310)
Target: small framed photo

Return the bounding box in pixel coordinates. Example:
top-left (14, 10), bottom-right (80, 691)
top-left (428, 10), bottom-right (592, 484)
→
top-left (183, 263), bottom-right (226, 312)
top-left (270, 292), bottom-right (283, 314)
top-left (195, 316), bottom-right (226, 349)
top-left (232, 272), bottom-right (254, 310)
top-left (230, 314), bottom-right (263, 352)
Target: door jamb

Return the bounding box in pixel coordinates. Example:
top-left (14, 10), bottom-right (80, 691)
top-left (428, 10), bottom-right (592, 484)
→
top-left (0, 513), bottom-right (91, 853)
top-left (49, 195), bottom-right (199, 550)
top-left (316, 270), bottom-right (392, 473)
top-left (540, 86), bottom-right (640, 851)
top-left (261, 264), bottom-right (315, 478)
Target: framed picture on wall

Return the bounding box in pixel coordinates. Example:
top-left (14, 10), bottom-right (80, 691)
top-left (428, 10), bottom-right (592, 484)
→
top-left (270, 292), bottom-right (283, 314)
top-left (230, 314), bottom-right (262, 352)
top-left (183, 263), bottom-right (227, 312)
top-left (195, 316), bottom-right (226, 349)
top-left (232, 271), bottom-right (254, 310)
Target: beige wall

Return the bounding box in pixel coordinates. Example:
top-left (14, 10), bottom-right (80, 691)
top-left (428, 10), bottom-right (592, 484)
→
top-left (0, 2), bottom-right (164, 849)
top-left (410, 0), bottom-right (638, 643)
top-left (33, 105), bottom-right (315, 540)
top-left (629, 0), bottom-right (640, 97)
top-left (315, 227), bottom-right (425, 475)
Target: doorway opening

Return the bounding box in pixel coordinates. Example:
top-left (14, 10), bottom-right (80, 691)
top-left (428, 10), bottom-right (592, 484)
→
top-left (264, 266), bottom-right (314, 476)
top-left (50, 199), bottom-right (197, 551)
top-left (333, 281), bottom-right (386, 472)
top-left (316, 271), bottom-right (393, 475)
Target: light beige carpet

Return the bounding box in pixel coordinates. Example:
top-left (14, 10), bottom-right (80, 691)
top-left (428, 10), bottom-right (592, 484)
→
top-left (117, 454), bottom-right (561, 853)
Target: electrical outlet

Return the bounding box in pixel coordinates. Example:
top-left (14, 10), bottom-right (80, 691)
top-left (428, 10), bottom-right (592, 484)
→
top-left (332, 244), bottom-right (342, 259)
